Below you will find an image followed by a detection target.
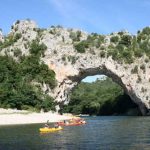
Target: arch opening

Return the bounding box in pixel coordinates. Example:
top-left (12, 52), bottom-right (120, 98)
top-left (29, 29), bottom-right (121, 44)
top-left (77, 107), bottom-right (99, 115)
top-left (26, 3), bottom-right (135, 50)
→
top-left (62, 75), bottom-right (141, 116)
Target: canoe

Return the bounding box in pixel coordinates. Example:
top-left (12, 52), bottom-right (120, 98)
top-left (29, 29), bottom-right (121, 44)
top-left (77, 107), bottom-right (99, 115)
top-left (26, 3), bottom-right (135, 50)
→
top-left (58, 121), bottom-right (86, 126)
top-left (39, 127), bottom-right (63, 132)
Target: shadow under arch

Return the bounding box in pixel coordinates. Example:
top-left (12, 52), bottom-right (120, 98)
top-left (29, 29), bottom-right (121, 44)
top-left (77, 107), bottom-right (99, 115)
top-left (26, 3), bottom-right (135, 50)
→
top-left (63, 74), bottom-right (141, 116)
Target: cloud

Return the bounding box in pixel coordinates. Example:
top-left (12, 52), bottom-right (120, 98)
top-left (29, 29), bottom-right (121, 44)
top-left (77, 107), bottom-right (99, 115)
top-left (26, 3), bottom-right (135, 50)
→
top-left (49, 0), bottom-right (72, 19)
top-left (49, 0), bottom-right (83, 19)
top-left (47, 0), bottom-right (143, 34)
top-left (48, 0), bottom-right (106, 32)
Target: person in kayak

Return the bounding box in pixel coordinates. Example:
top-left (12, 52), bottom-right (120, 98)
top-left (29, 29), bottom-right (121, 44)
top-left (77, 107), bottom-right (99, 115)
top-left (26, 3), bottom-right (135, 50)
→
top-left (54, 122), bottom-right (61, 128)
top-left (44, 123), bottom-right (49, 128)
top-left (44, 120), bottom-right (50, 128)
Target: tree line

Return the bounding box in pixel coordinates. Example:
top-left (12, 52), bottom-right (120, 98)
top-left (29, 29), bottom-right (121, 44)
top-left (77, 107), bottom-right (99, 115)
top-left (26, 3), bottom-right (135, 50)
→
top-left (62, 78), bottom-right (140, 115)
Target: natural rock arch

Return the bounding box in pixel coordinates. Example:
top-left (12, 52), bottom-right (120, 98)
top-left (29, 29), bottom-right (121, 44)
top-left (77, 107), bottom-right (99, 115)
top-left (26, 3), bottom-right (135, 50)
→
top-left (1, 20), bottom-right (150, 115)
top-left (49, 55), bottom-right (148, 115)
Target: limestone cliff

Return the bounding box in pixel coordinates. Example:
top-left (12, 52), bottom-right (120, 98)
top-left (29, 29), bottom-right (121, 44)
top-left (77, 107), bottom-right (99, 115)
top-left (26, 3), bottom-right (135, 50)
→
top-left (1, 20), bottom-right (150, 115)
top-left (0, 30), bottom-right (4, 42)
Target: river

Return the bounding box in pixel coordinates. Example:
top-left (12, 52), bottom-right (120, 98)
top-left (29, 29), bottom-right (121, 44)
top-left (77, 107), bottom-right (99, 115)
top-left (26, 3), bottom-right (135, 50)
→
top-left (0, 116), bottom-right (150, 150)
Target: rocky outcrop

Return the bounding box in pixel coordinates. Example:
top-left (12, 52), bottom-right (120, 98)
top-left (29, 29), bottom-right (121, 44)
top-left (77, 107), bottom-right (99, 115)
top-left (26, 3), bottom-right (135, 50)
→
top-left (0, 30), bottom-right (4, 42)
top-left (1, 20), bottom-right (150, 115)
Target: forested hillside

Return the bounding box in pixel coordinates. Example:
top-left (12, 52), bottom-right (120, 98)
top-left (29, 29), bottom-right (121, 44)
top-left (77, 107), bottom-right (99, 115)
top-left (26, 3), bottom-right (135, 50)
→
top-left (0, 39), bottom-right (57, 112)
top-left (63, 78), bottom-right (140, 115)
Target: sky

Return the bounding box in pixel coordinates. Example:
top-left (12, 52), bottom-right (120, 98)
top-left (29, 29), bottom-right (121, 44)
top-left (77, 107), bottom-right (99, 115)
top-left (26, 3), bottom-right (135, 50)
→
top-left (1, 0), bottom-right (150, 82)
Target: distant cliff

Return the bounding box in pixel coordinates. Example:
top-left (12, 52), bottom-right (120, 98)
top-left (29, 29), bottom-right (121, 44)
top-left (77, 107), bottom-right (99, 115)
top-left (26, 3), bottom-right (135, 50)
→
top-left (0, 20), bottom-right (150, 115)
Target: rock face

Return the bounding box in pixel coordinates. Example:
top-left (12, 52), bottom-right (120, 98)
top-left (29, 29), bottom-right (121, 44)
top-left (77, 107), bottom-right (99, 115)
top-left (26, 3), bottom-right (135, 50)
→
top-left (0, 30), bottom-right (4, 42)
top-left (1, 20), bottom-right (150, 115)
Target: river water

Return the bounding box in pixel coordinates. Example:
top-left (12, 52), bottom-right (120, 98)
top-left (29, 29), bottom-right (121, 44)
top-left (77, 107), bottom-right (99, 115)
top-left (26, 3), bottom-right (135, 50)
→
top-left (0, 116), bottom-right (150, 150)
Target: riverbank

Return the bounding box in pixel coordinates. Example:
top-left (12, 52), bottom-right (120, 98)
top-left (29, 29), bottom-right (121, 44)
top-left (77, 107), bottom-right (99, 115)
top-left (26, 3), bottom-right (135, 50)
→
top-left (0, 108), bottom-right (73, 125)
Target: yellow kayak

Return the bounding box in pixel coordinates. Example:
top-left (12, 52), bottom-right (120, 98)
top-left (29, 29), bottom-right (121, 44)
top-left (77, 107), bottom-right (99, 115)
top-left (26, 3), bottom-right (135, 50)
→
top-left (39, 127), bottom-right (63, 132)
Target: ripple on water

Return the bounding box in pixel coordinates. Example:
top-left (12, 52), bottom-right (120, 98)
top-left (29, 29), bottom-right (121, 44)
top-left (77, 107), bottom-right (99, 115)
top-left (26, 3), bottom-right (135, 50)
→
top-left (0, 116), bottom-right (150, 150)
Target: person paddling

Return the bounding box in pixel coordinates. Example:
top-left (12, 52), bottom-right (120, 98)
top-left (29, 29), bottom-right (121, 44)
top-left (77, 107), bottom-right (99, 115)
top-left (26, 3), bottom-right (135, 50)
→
top-left (44, 120), bottom-right (50, 128)
top-left (54, 122), bottom-right (61, 128)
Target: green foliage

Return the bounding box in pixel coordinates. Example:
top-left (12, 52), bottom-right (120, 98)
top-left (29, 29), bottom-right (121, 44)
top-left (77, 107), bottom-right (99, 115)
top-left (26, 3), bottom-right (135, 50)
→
top-left (63, 78), bottom-right (139, 115)
top-left (73, 28), bottom-right (150, 64)
top-left (37, 63), bottom-right (56, 88)
top-left (110, 36), bottom-right (119, 43)
top-left (15, 20), bottom-right (20, 24)
top-left (29, 39), bottom-right (47, 57)
top-left (131, 65), bottom-right (138, 74)
top-left (140, 64), bottom-right (146, 73)
top-left (40, 95), bottom-right (56, 112)
top-left (0, 38), bottom-right (57, 111)
top-left (14, 48), bottom-right (22, 57)
top-left (20, 55), bottom-right (56, 88)
top-left (87, 34), bottom-right (104, 48)
top-left (136, 28), bottom-right (150, 58)
top-left (62, 55), bottom-right (66, 61)
top-left (119, 35), bottom-right (132, 47)
top-left (134, 49), bottom-right (143, 58)
top-left (70, 31), bottom-right (81, 42)
top-left (108, 34), bottom-right (135, 63)
top-left (141, 27), bottom-right (150, 35)
top-left (74, 41), bottom-right (88, 53)
top-left (118, 31), bottom-right (124, 36)
top-left (0, 55), bottom-right (56, 111)
top-left (49, 28), bottom-right (56, 35)
top-left (145, 58), bottom-right (149, 63)
top-left (0, 33), bottom-right (22, 49)
top-left (74, 33), bottom-right (105, 53)
top-left (34, 28), bottom-right (46, 37)
top-left (67, 55), bottom-right (77, 64)
top-left (100, 51), bottom-right (106, 58)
